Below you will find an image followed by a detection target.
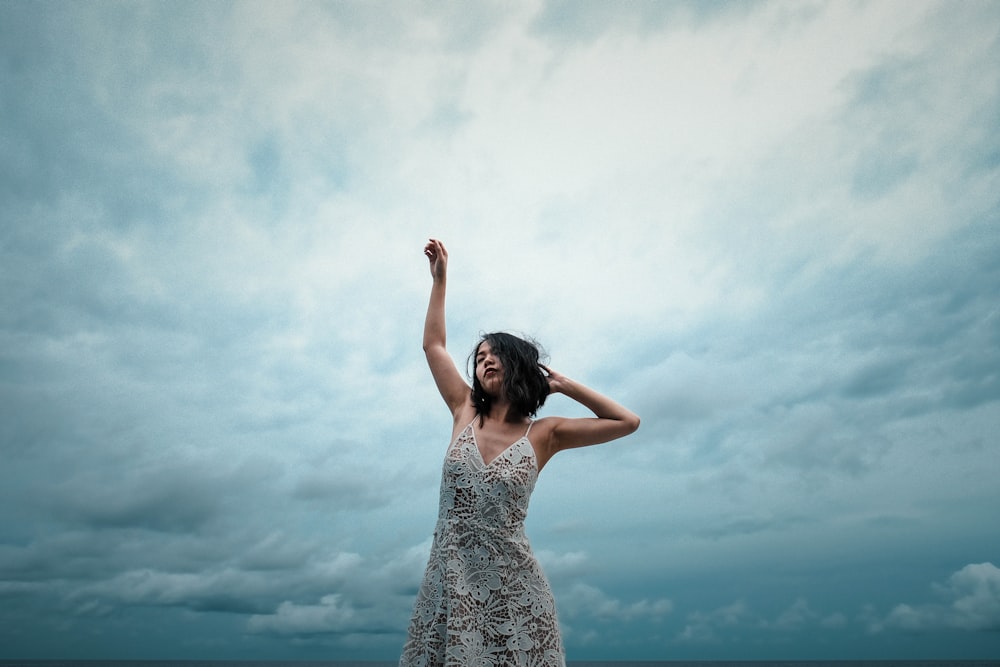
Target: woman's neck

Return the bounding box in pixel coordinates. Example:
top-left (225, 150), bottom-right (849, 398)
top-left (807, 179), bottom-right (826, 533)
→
top-left (483, 399), bottom-right (525, 425)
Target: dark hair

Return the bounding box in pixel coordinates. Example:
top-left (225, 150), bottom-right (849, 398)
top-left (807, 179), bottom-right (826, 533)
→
top-left (469, 332), bottom-right (549, 423)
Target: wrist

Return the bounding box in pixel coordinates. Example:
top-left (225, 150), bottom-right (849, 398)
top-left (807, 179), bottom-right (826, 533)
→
top-left (551, 377), bottom-right (574, 395)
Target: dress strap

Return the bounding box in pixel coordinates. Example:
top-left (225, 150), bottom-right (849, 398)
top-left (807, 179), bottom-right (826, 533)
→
top-left (524, 420), bottom-right (534, 438)
top-left (449, 420), bottom-right (477, 451)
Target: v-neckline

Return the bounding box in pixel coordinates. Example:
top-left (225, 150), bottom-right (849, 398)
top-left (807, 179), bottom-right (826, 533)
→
top-left (468, 423), bottom-right (529, 467)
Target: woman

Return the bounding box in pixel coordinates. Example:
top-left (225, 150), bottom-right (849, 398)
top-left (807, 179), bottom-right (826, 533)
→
top-left (400, 239), bottom-right (640, 667)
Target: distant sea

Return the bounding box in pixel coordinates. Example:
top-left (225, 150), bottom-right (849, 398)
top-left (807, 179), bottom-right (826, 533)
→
top-left (1, 661), bottom-right (997, 667)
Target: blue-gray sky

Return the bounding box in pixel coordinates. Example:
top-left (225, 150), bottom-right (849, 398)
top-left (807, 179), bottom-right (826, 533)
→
top-left (2, 0), bottom-right (999, 661)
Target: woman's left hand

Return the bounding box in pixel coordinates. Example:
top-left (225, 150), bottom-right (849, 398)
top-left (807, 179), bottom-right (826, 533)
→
top-left (540, 364), bottom-right (569, 395)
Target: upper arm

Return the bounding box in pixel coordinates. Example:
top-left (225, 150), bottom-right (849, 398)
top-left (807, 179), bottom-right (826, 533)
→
top-left (540, 414), bottom-right (640, 454)
top-left (424, 343), bottom-right (471, 416)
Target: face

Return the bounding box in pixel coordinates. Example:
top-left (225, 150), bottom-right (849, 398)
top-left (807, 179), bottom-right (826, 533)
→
top-left (475, 341), bottom-right (504, 394)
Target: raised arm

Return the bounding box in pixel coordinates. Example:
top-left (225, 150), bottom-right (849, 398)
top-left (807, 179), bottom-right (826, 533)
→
top-left (534, 365), bottom-right (640, 465)
top-left (422, 239), bottom-right (470, 416)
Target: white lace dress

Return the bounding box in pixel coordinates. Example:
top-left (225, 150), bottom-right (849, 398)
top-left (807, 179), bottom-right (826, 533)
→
top-left (400, 421), bottom-right (565, 667)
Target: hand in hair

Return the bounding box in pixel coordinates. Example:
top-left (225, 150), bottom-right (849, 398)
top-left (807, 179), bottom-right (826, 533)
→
top-left (539, 364), bottom-right (568, 395)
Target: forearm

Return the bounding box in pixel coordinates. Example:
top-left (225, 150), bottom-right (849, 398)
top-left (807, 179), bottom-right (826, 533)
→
top-left (555, 377), bottom-right (640, 427)
top-left (422, 277), bottom-right (448, 351)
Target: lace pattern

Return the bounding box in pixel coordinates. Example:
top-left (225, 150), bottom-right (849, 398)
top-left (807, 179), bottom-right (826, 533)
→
top-left (400, 423), bottom-right (565, 666)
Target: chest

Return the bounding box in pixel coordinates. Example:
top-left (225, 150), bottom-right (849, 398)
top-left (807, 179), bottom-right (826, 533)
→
top-left (446, 430), bottom-right (537, 486)
top-left (443, 437), bottom-right (536, 515)
top-left (469, 422), bottom-right (534, 467)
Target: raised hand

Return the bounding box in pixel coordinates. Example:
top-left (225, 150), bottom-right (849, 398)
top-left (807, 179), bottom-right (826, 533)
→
top-left (424, 238), bottom-right (448, 282)
top-left (540, 364), bottom-right (569, 395)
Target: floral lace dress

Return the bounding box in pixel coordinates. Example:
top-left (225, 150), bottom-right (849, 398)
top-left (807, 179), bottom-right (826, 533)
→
top-left (400, 421), bottom-right (565, 667)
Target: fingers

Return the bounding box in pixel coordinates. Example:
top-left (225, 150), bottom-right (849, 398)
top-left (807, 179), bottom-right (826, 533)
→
top-left (424, 238), bottom-right (448, 261)
top-left (540, 364), bottom-right (566, 387)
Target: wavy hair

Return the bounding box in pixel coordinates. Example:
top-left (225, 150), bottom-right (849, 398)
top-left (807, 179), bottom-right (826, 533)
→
top-left (469, 332), bottom-right (549, 424)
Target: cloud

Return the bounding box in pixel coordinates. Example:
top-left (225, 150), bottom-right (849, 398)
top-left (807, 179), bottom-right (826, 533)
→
top-left (247, 594), bottom-right (362, 637)
top-left (559, 582), bottom-right (672, 622)
top-left (237, 531), bottom-right (318, 572)
top-left (536, 549), bottom-right (589, 577)
top-left (1, 0), bottom-right (999, 660)
top-left (70, 551), bottom-right (365, 615)
top-left (693, 514), bottom-right (812, 541)
top-left (74, 568), bottom-right (275, 614)
top-left (531, 0), bottom-right (758, 44)
top-left (47, 465), bottom-right (224, 533)
top-left (678, 597), bottom-right (854, 644)
top-left (769, 598), bottom-right (819, 631)
top-left (872, 562), bottom-right (1000, 633)
top-left (290, 462), bottom-right (393, 510)
top-left (677, 600), bottom-right (754, 643)
top-left (245, 544), bottom-right (436, 639)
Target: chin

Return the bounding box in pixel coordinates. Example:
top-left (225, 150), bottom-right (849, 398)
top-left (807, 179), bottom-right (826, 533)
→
top-left (482, 383), bottom-right (502, 397)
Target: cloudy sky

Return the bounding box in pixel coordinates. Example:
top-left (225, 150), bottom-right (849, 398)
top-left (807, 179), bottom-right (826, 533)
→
top-left (2, 0), bottom-right (999, 661)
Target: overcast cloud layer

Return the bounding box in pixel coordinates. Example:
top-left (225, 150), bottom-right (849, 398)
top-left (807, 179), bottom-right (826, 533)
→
top-left (2, 0), bottom-right (999, 661)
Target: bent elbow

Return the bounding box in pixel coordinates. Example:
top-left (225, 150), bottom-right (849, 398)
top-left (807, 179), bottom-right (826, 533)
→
top-left (624, 413), bottom-right (641, 435)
